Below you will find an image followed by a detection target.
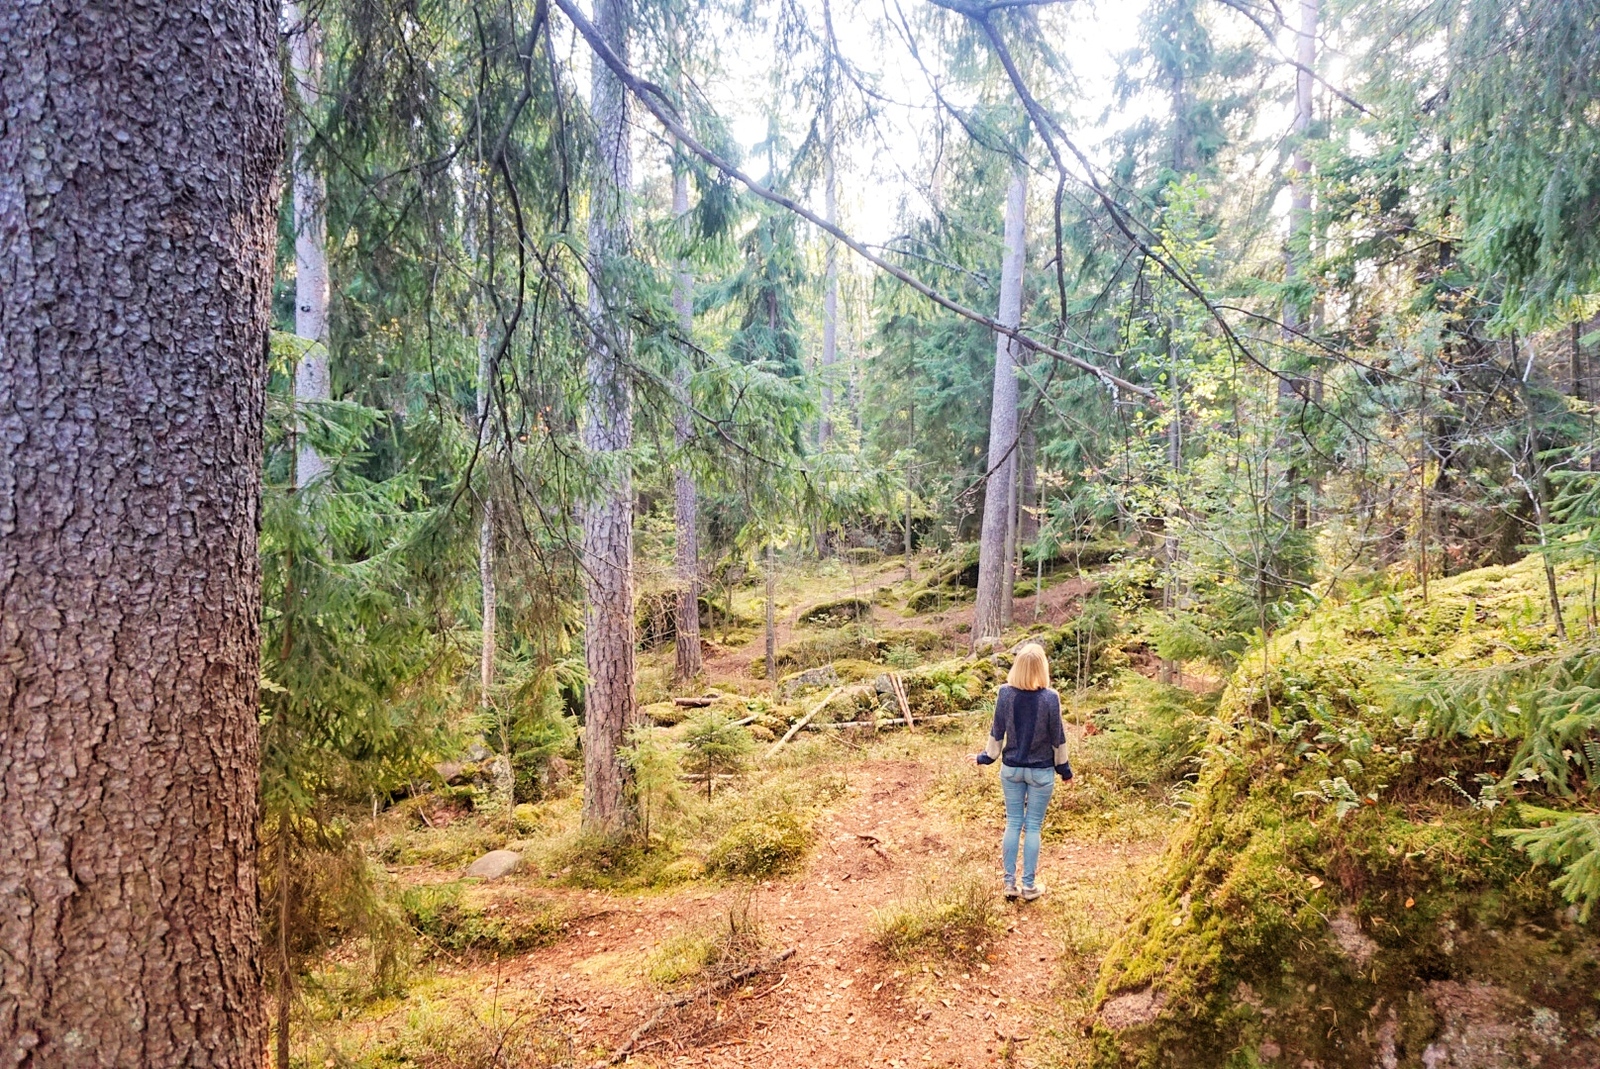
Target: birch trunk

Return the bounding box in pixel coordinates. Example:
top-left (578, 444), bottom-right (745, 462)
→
top-left (0, 2), bottom-right (281, 1062)
top-left (973, 170), bottom-right (1027, 646)
top-left (581, 0), bottom-right (638, 834)
top-left (286, 0), bottom-right (330, 489)
top-left (672, 167), bottom-right (703, 683)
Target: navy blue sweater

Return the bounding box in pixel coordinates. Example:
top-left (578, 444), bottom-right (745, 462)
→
top-left (975, 685), bottom-right (1072, 778)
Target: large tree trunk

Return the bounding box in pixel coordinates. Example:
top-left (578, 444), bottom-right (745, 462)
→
top-left (581, 0), bottom-right (638, 834)
top-left (286, 0), bottom-right (330, 489)
top-left (0, 2), bottom-right (281, 1064)
top-left (973, 170), bottom-right (1027, 646)
top-left (672, 168), bottom-right (703, 684)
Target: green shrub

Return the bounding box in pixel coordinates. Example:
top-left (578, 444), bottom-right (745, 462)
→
top-left (708, 812), bottom-right (813, 877)
top-left (682, 711), bottom-right (754, 800)
top-left (1091, 672), bottom-right (1210, 786)
top-left (873, 873), bottom-right (1003, 962)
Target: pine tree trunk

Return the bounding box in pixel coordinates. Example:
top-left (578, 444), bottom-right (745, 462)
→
top-left (0, 2), bottom-right (281, 1063)
top-left (286, 0), bottom-right (330, 489)
top-left (581, 0), bottom-right (638, 834)
top-left (672, 168), bottom-right (703, 684)
top-left (973, 170), bottom-right (1027, 646)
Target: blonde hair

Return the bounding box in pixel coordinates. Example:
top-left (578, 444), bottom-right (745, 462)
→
top-left (1007, 642), bottom-right (1050, 691)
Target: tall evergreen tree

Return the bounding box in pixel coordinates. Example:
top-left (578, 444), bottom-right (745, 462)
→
top-left (0, 1), bottom-right (281, 1062)
top-left (581, 0), bottom-right (640, 833)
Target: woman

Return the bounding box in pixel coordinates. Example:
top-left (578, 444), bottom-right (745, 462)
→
top-left (972, 642), bottom-right (1072, 900)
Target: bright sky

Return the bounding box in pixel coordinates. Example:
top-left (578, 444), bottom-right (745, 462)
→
top-left (707, 0), bottom-right (1155, 249)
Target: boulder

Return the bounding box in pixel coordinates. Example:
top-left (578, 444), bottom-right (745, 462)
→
top-left (465, 849), bottom-right (523, 881)
top-left (1100, 986), bottom-right (1166, 1030)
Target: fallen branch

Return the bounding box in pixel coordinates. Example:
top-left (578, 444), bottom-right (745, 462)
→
top-left (672, 696), bottom-right (718, 708)
top-left (889, 672), bottom-right (914, 730)
top-left (855, 833), bottom-right (891, 863)
top-left (765, 685), bottom-right (845, 759)
top-left (600, 948), bottom-right (796, 1066)
top-left (805, 711), bottom-right (973, 730)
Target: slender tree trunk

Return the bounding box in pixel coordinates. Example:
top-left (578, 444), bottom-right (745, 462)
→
top-left (581, 0), bottom-right (638, 834)
top-left (765, 544), bottom-right (778, 683)
top-left (904, 459), bottom-right (915, 582)
top-left (1001, 452), bottom-right (1019, 628)
top-left (973, 170), bottom-right (1027, 646)
top-left (1279, 0), bottom-right (1317, 530)
top-left (1572, 321), bottom-right (1584, 400)
top-left (286, 0), bottom-right (330, 489)
top-left (476, 323), bottom-right (510, 805)
top-left (275, 824), bottom-right (293, 1069)
top-left (820, 128), bottom-right (839, 445)
top-left (672, 168), bottom-right (703, 684)
top-left (0, 3), bottom-right (280, 1063)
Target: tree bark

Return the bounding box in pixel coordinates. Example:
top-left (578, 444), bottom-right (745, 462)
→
top-left (1279, 0), bottom-right (1317, 530)
top-left (581, 0), bottom-right (638, 834)
top-left (285, 0), bottom-right (330, 489)
top-left (672, 168), bottom-right (703, 684)
top-left (477, 322), bottom-right (508, 804)
top-left (0, 2), bottom-right (281, 1065)
top-left (819, 125), bottom-right (839, 445)
top-left (765, 544), bottom-right (778, 683)
top-left (973, 170), bottom-right (1027, 646)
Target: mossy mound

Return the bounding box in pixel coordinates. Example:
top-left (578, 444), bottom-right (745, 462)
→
top-left (400, 882), bottom-right (567, 956)
top-left (1092, 556), bottom-right (1600, 1069)
top-left (798, 596), bottom-right (873, 626)
top-left (907, 585), bottom-right (973, 613)
top-left (708, 811), bottom-right (813, 877)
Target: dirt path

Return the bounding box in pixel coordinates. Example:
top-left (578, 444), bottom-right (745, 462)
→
top-left (481, 759), bottom-right (1158, 1068)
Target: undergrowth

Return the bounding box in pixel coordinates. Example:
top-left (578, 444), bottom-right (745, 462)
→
top-left (873, 870), bottom-right (1004, 963)
top-left (1092, 555), bottom-right (1600, 1069)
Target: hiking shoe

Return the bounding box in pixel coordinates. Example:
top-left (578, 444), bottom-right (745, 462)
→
top-left (1020, 881), bottom-right (1045, 902)
top-left (1003, 878), bottom-right (1019, 900)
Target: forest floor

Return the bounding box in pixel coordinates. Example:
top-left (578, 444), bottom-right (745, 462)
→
top-left (299, 551), bottom-right (1187, 1069)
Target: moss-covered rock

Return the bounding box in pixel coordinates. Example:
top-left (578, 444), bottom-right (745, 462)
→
top-left (1092, 557), bottom-right (1600, 1068)
top-left (798, 596), bottom-right (874, 626)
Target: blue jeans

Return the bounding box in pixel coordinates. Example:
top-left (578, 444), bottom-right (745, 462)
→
top-left (1000, 764), bottom-right (1055, 886)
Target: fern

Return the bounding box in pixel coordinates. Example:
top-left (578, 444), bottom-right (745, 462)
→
top-left (1502, 806), bottom-right (1600, 922)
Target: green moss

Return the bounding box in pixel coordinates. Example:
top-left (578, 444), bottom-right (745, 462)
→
top-left (908, 585), bottom-right (972, 613)
top-left (400, 882), bottom-right (566, 956)
top-left (797, 596), bottom-right (873, 626)
top-left (1091, 556), bottom-right (1600, 1069)
top-left (708, 812), bottom-right (813, 878)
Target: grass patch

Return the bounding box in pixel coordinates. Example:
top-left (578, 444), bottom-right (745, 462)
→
top-left (646, 891), bottom-right (768, 986)
top-left (707, 811), bottom-right (813, 878)
top-left (298, 975), bottom-right (572, 1068)
top-left (376, 817), bottom-right (507, 869)
top-left (399, 881), bottom-right (566, 957)
top-left (873, 871), bottom-right (1003, 962)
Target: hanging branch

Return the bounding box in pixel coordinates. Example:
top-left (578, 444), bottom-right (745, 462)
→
top-left (548, 0), bottom-right (1155, 401)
